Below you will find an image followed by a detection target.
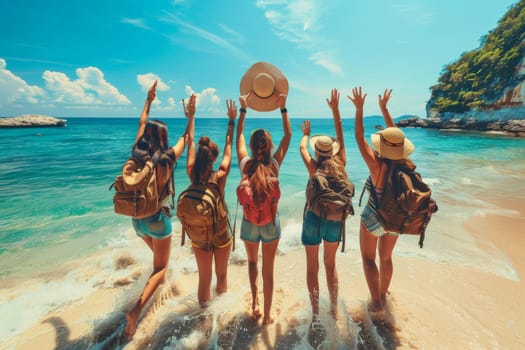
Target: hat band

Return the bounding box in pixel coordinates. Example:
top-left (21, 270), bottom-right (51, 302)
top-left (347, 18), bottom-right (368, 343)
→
top-left (253, 87), bottom-right (276, 99)
top-left (315, 144), bottom-right (332, 156)
top-left (380, 133), bottom-right (404, 147)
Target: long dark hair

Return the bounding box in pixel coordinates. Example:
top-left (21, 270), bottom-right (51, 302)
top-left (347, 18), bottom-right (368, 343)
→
top-left (133, 120), bottom-right (169, 161)
top-left (132, 119), bottom-right (175, 194)
top-left (245, 129), bottom-right (275, 204)
top-left (192, 136), bottom-right (219, 184)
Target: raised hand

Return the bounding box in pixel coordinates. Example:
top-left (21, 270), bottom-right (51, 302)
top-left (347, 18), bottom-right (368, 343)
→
top-left (348, 86), bottom-right (367, 109)
top-left (378, 89), bottom-right (392, 110)
top-left (239, 93), bottom-right (249, 110)
top-left (326, 88), bottom-right (340, 110)
top-left (279, 93), bottom-right (287, 109)
top-left (226, 99), bottom-right (237, 120)
top-left (183, 94), bottom-right (196, 118)
top-left (147, 81), bottom-right (157, 103)
top-left (301, 120), bottom-right (311, 136)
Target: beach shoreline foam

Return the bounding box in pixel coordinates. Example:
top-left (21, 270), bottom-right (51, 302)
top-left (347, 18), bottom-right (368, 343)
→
top-left (4, 195), bottom-right (524, 349)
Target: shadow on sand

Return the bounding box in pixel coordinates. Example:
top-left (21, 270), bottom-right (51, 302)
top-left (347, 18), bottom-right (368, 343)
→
top-left (354, 306), bottom-right (401, 350)
top-left (41, 300), bottom-right (400, 349)
top-left (42, 312), bottom-right (129, 350)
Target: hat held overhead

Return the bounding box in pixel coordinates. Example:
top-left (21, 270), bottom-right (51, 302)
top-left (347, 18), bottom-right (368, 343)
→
top-left (240, 62), bottom-right (289, 112)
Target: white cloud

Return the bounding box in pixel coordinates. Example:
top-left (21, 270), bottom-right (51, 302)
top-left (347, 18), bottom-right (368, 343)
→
top-left (184, 85), bottom-right (222, 114)
top-left (256, 0), bottom-right (287, 7)
top-left (43, 67), bottom-right (130, 105)
top-left (137, 73), bottom-right (170, 92)
top-left (162, 12), bottom-right (255, 63)
top-left (155, 96), bottom-right (178, 112)
top-left (309, 51), bottom-right (343, 75)
top-left (257, 0), bottom-right (343, 75)
top-left (121, 18), bottom-right (151, 30)
top-left (0, 58), bottom-right (45, 108)
top-left (217, 23), bottom-right (245, 44)
top-left (260, 0), bottom-right (319, 44)
top-left (137, 73), bottom-right (175, 111)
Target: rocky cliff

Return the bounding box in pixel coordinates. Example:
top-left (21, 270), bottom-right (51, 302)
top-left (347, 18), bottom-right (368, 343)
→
top-left (0, 115), bottom-right (67, 128)
top-left (422, 1), bottom-right (525, 135)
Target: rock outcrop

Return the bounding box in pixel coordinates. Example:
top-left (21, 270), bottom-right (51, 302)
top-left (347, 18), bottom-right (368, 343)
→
top-left (396, 109), bottom-right (525, 137)
top-left (0, 115), bottom-right (67, 128)
top-left (423, 1), bottom-right (525, 136)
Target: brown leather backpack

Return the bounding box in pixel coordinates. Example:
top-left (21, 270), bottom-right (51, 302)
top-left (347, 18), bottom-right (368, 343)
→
top-left (110, 158), bottom-right (173, 218)
top-left (361, 160), bottom-right (438, 247)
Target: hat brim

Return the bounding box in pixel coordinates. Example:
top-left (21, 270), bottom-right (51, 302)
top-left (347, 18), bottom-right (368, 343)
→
top-left (371, 133), bottom-right (414, 160)
top-left (309, 135), bottom-right (341, 157)
top-left (240, 62), bottom-right (289, 112)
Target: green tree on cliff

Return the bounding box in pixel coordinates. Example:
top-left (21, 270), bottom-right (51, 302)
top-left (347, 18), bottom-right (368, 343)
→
top-left (427, 0), bottom-right (525, 114)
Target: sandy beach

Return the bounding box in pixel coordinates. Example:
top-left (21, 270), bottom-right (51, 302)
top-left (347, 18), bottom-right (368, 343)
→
top-left (5, 188), bottom-right (524, 350)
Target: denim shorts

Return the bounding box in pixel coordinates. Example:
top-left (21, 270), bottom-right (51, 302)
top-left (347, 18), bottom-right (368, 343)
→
top-left (132, 211), bottom-right (172, 240)
top-left (301, 210), bottom-right (342, 245)
top-left (360, 204), bottom-right (398, 238)
top-left (240, 216), bottom-right (281, 243)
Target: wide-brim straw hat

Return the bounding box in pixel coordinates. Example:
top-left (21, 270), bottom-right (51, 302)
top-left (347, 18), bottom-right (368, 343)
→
top-left (240, 62), bottom-right (289, 112)
top-left (309, 135), bottom-right (340, 158)
top-left (371, 127), bottom-right (414, 160)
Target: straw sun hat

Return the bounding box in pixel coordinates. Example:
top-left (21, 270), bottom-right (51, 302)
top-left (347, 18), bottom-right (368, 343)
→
top-left (309, 135), bottom-right (340, 158)
top-left (240, 62), bottom-right (289, 112)
top-left (371, 127), bottom-right (414, 160)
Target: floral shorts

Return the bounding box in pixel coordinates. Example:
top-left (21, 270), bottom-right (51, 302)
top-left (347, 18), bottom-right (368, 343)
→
top-left (360, 204), bottom-right (398, 238)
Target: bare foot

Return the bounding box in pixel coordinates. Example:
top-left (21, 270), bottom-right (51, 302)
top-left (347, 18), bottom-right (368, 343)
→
top-left (311, 314), bottom-right (322, 331)
top-left (252, 299), bottom-right (261, 319)
top-left (380, 290), bottom-right (391, 309)
top-left (262, 316), bottom-right (274, 326)
top-left (124, 312), bottom-right (137, 340)
top-left (330, 304), bottom-right (338, 320)
top-left (367, 300), bottom-right (385, 320)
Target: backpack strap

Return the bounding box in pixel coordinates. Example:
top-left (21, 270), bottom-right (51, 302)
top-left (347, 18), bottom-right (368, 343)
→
top-left (210, 171), bottom-right (235, 250)
top-left (231, 200), bottom-right (240, 251)
top-left (358, 177), bottom-right (371, 207)
top-left (181, 224), bottom-right (186, 246)
top-left (338, 205), bottom-right (346, 252)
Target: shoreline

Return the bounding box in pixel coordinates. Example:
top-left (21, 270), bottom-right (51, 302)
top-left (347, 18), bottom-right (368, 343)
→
top-left (5, 200), bottom-right (524, 349)
top-left (5, 167), bottom-right (525, 350)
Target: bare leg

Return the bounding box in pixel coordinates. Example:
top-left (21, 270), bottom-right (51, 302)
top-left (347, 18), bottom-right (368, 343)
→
top-left (214, 243), bottom-right (232, 295)
top-left (193, 246), bottom-right (213, 306)
top-left (261, 239), bottom-right (279, 325)
top-left (378, 234), bottom-right (398, 305)
top-left (359, 222), bottom-right (382, 312)
top-left (141, 236), bottom-right (154, 252)
top-left (244, 241), bottom-right (261, 318)
top-left (323, 241), bottom-right (339, 319)
top-left (125, 236), bottom-right (171, 338)
top-left (304, 245), bottom-right (320, 316)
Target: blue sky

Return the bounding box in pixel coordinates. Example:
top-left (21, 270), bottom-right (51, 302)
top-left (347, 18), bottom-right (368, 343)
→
top-left (0, 0), bottom-right (518, 118)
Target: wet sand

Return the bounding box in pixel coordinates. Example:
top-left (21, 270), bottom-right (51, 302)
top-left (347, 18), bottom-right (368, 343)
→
top-left (5, 196), bottom-right (525, 349)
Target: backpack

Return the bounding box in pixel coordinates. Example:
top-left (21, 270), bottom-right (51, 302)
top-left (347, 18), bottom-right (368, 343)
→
top-left (360, 160), bottom-right (438, 248)
top-left (237, 174), bottom-right (281, 226)
top-left (305, 171), bottom-right (355, 252)
top-left (110, 158), bottom-right (174, 219)
top-left (176, 173), bottom-right (231, 249)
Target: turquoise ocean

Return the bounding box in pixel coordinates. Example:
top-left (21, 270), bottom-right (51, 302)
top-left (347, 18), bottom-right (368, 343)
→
top-left (1, 116), bottom-right (524, 348)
